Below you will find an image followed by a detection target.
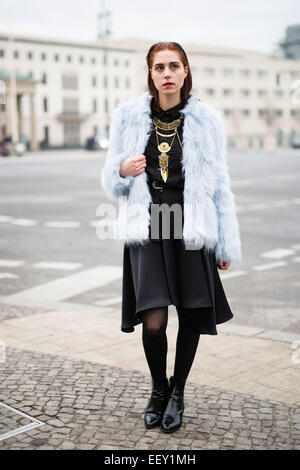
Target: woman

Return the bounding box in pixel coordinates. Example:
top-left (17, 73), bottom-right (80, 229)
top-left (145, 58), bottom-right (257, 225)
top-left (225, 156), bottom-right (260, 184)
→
top-left (101, 42), bottom-right (242, 433)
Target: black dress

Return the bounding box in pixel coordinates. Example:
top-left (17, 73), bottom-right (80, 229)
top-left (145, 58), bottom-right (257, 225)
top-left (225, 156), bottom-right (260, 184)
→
top-left (121, 97), bottom-right (233, 334)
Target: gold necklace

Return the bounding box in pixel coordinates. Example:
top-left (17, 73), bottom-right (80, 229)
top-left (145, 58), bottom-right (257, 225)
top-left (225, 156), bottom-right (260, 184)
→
top-left (154, 122), bottom-right (181, 183)
top-left (153, 113), bottom-right (183, 130)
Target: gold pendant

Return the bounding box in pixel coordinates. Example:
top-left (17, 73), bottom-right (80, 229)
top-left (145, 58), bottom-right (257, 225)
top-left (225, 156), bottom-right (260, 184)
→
top-left (161, 167), bottom-right (168, 183)
top-left (158, 153), bottom-right (168, 167)
top-left (158, 142), bottom-right (170, 152)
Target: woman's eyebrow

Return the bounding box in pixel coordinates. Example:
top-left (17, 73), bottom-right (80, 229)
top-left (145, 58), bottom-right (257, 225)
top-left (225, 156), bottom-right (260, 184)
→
top-left (154, 61), bottom-right (180, 66)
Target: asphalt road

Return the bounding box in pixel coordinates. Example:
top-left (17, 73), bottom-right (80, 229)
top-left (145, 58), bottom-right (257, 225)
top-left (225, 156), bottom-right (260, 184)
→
top-left (0, 147), bottom-right (299, 333)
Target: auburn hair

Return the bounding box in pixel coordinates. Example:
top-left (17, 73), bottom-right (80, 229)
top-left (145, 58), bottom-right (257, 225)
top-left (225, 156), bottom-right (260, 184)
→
top-left (146, 41), bottom-right (193, 112)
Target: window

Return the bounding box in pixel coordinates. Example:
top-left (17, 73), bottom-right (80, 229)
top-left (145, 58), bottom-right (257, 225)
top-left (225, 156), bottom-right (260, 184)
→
top-left (91, 57), bottom-right (96, 65)
top-left (54, 54), bottom-right (59, 62)
top-left (114, 58), bottom-right (119, 66)
top-left (103, 75), bottom-right (108, 88)
top-left (125, 59), bottom-right (130, 67)
top-left (43, 97), bottom-right (48, 113)
top-left (224, 109), bottom-right (232, 117)
top-left (104, 98), bottom-right (108, 114)
top-left (0, 50), bottom-right (4, 58)
top-left (258, 109), bottom-right (266, 117)
top-left (257, 70), bottom-right (268, 78)
top-left (204, 67), bottom-right (214, 77)
top-left (274, 89), bottom-right (283, 98)
top-left (223, 88), bottom-right (233, 96)
top-left (41, 53), bottom-right (46, 61)
top-left (41, 73), bottom-right (47, 84)
top-left (291, 109), bottom-right (300, 118)
top-left (205, 88), bottom-right (214, 96)
top-left (92, 98), bottom-right (97, 113)
top-left (62, 74), bottom-right (78, 90)
top-left (63, 98), bottom-right (78, 114)
top-left (115, 77), bottom-right (119, 88)
top-left (66, 55), bottom-right (72, 63)
top-left (223, 68), bottom-right (233, 77)
top-left (28, 51), bottom-right (33, 60)
top-left (79, 56), bottom-right (84, 64)
top-left (14, 51), bottom-right (19, 59)
top-left (240, 69), bottom-right (250, 77)
top-left (241, 109), bottom-right (250, 117)
top-left (257, 89), bottom-right (267, 97)
top-left (125, 77), bottom-right (130, 88)
top-left (241, 89), bottom-right (250, 97)
top-left (92, 76), bottom-right (97, 87)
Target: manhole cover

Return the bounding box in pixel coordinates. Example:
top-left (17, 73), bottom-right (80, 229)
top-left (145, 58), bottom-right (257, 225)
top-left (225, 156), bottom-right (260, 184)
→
top-left (0, 402), bottom-right (44, 441)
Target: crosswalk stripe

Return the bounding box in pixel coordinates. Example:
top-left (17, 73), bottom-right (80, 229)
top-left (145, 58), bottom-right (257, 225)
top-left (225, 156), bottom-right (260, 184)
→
top-left (44, 221), bottom-right (81, 228)
top-left (261, 248), bottom-right (295, 259)
top-left (32, 261), bottom-right (82, 270)
top-left (3, 265), bottom-right (122, 303)
top-left (0, 259), bottom-right (25, 267)
top-left (253, 261), bottom-right (287, 271)
top-left (0, 273), bottom-right (19, 279)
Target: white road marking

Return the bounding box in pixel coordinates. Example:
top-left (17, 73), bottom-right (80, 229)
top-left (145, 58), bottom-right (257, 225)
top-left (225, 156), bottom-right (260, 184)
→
top-left (33, 197), bottom-right (73, 204)
top-left (292, 198), bottom-right (300, 204)
top-left (260, 248), bottom-right (295, 259)
top-left (253, 261), bottom-right (288, 271)
top-left (0, 259), bottom-right (25, 267)
top-left (290, 244), bottom-right (300, 251)
top-left (292, 257), bottom-right (300, 263)
top-left (32, 261), bottom-right (82, 270)
top-left (0, 215), bottom-right (14, 223)
top-left (3, 265), bottom-right (122, 303)
top-left (10, 218), bottom-right (38, 226)
top-left (95, 296), bottom-right (122, 306)
top-left (219, 270), bottom-right (248, 279)
top-left (0, 273), bottom-right (19, 279)
top-left (271, 200), bottom-right (290, 207)
top-left (44, 221), bottom-right (80, 228)
top-left (247, 203), bottom-right (268, 210)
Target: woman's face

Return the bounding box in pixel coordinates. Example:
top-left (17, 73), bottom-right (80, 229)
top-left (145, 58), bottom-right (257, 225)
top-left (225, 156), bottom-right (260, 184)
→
top-left (150, 49), bottom-right (188, 98)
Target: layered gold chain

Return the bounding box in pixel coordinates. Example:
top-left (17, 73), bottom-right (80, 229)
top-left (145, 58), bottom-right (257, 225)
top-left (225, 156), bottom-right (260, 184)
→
top-left (152, 114), bottom-right (183, 183)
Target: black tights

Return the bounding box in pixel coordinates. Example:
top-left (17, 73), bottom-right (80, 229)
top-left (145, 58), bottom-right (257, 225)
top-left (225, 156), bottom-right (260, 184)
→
top-left (141, 306), bottom-right (200, 384)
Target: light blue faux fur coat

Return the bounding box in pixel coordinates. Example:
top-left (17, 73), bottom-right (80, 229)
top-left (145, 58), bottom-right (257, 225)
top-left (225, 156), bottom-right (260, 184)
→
top-left (100, 91), bottom-right (242, 263)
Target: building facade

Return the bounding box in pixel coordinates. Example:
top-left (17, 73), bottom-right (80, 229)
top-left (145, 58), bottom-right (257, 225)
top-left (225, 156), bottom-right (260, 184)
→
top-left (0, 33), bottom-right (300, 150)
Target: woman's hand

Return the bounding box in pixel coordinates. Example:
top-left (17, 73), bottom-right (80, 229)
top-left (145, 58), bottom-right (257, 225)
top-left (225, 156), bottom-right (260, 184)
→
top-left (217, 260), bottom-right (231, 270)
top-left (119, 149), bottom-right (147, 177)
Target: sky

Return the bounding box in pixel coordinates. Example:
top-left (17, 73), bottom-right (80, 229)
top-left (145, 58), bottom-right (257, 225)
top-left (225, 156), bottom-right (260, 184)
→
top-left (0, 0), bottom-right (299, 54)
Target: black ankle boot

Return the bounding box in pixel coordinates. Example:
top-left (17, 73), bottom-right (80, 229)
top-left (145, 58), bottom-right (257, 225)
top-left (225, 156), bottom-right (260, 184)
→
top-left (144, 376), bottom-right (170, 429)
top-left (160, 375), bottom-right (186, 433)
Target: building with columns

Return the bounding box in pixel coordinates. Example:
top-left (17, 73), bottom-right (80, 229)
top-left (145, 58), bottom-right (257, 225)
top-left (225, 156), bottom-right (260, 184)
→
top-left (0, 33), bottom-right (300, 150)
top-left (0, 33), bottom-right (136, 150)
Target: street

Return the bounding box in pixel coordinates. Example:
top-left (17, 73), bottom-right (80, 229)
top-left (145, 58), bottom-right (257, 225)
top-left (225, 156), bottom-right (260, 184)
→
top-left (0, 148), bottom-right (299, 333)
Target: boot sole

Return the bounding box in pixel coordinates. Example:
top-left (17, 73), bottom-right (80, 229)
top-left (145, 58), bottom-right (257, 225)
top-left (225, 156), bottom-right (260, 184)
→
top-left (160, 422), bottom-right (182, 433)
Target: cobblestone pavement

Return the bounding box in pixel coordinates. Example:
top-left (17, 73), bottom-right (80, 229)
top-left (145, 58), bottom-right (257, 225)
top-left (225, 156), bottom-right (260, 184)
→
top-left (1, 346), bottom-right (300, 450)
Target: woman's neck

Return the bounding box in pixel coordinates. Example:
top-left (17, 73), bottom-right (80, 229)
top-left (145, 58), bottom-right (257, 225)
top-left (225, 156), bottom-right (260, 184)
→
top-left (158, 92), bottom-right (181, 111)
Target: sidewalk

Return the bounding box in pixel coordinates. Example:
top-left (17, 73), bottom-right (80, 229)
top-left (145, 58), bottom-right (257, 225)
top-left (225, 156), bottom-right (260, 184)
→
top-left (0, 302), bottom-right (300, 450)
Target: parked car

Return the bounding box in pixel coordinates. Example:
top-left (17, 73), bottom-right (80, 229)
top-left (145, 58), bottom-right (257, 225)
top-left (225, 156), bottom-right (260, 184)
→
top-left (85, 132), bottom-right (109, 151)
top-left (291, 136), bottom-right (300, 148)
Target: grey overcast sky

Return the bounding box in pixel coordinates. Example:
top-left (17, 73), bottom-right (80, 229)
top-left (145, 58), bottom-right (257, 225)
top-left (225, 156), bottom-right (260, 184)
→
top-left (0, 0), bottom-right (299, 54)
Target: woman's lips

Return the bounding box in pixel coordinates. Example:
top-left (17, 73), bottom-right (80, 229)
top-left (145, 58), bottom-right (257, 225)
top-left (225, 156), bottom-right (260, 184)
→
top-left (163, 83), bottom-right (174, 87)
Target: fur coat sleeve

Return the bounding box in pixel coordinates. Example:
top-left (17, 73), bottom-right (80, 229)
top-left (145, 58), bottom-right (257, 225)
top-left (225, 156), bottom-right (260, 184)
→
top-left (100, 102), bottom-right (134, 201)
top-left (210, 108), bottom-right (242, 263)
